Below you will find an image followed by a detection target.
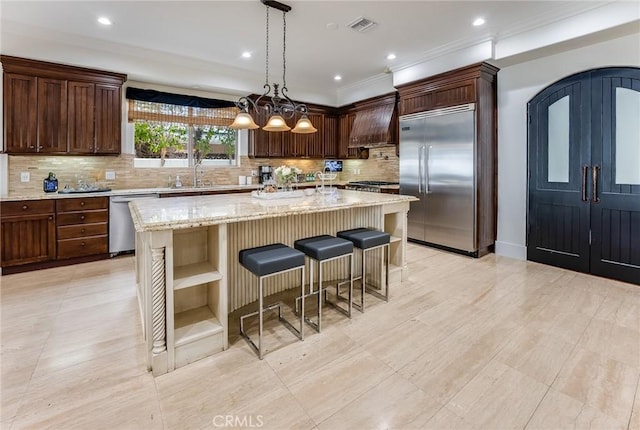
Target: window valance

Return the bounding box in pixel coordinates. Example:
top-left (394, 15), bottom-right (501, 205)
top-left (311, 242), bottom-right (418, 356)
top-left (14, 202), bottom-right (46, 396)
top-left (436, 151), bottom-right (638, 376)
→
top-left (126, 87), bottom-right (238, 126)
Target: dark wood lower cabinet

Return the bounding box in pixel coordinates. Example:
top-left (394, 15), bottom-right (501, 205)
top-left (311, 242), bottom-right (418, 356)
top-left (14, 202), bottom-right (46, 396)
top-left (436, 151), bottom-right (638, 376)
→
top-left (55, 197), bottom-right (108, 260)
top-left (1, 212), bottom-right (56, 267)
top-left (1, 197), bottom-right (110, 275)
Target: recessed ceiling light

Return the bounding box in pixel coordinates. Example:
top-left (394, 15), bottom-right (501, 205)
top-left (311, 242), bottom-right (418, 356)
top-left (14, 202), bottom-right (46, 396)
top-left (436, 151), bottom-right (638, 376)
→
top-left (97, 17), bottom-right (112, 26)
top-left (386, 53), bottom-right (396, 60)
top-left (334, 75), bottom-right (342, 81)
top-left (473, 18), bottom-right (485, 26)
top-left (241, 52), bottom-right (252, 59)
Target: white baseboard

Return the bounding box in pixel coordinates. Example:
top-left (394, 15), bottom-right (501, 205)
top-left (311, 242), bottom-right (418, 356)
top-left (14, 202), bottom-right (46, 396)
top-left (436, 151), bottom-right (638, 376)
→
top-left (495, 241), bottom-right (526, 260)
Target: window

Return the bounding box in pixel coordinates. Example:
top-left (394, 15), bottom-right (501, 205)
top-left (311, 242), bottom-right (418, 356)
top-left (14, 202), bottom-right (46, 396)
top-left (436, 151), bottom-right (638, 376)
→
top-left (127, 89), bottom-right (238, 167)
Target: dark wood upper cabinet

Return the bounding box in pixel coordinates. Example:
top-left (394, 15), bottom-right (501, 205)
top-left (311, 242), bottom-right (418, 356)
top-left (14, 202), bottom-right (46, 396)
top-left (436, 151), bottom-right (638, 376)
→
top-left (3, 73), bottom-right (37, 153)
top-left (249, 108), bottom-right (290, 158)
top-left (67, 81), bottom-right (96, 153)
top-left (295, 112), bottom-right (324, 158)
top-left (250, 106), bottom-right (334, 159)
top-left (322, 115), bottom-right (339, 158)
top-left (1, 55), bottom-right (126, 155)
top-left (338, 111), bottom-right (357, 159)
top-left (37, 78), bottom-right (68, 153)
top-left (95, 84), bottom-right (122, 154)
top-left (396, 63), bottom-right (496, 115)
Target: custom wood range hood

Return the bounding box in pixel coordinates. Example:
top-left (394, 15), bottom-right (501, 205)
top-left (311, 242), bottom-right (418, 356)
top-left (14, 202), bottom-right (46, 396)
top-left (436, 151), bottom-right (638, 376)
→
top-left (348, 92), bottom-right (398, 148)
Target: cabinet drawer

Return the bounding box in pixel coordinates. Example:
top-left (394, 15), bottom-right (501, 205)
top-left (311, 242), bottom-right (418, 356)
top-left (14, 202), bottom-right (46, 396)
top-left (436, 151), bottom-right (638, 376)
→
top-left (57, 222), bottom-right (107, 240)
top-left (57, 236), bottom-right (108, 259)
top-left (56, 197), bottom-right (108, 212)
top-left (56, 210), bottom-right (108, 226)
top-left (1, 200), bottom-right (54, 217)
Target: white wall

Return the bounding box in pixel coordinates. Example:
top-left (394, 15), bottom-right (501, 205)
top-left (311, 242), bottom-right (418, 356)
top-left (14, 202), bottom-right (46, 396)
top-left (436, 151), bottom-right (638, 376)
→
top-left (495, 31), bottom-right (640, 260)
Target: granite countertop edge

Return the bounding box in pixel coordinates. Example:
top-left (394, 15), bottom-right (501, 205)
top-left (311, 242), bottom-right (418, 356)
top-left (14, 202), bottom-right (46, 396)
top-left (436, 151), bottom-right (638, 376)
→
top-left (0, 183), bottom-right (331, 202)
top-left (130, 191), bottom-right (416, 233)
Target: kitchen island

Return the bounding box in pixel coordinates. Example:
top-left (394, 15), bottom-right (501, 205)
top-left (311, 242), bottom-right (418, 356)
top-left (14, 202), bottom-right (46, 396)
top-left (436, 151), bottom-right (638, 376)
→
top-left (130, 190), bottom-right (415, 375)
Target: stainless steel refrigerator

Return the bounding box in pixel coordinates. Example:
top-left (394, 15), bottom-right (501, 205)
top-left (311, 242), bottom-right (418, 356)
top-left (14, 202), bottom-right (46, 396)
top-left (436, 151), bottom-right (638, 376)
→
top-left (399, 104), bottom-right (477, 254)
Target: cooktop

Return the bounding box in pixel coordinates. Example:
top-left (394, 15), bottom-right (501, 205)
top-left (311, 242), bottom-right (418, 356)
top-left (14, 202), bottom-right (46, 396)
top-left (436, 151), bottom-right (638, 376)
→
top-left (347, 181), bottom-right (399, 186)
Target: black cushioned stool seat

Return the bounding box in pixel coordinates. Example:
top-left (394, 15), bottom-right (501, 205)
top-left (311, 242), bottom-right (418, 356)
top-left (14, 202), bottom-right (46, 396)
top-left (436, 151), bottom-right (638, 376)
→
top-left (337, 228), bottom-right (390, 250)
top-left (294, 235), bottom-right (353, 261)
top-left (239, 243), bottom-right (306, 360)
top-left (293, 235), bottom-right (354, 333)
top-left (240, 243), bottom-right (306, 276)
top-left (337, 228), bottom-right (391, 312)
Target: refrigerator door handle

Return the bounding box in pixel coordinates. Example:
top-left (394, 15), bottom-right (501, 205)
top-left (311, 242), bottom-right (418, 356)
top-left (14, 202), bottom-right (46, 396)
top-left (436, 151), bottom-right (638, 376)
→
top-left (425, 145), bottom-right (432, 194)
top-left (418, 145), bottom-right (424, 194)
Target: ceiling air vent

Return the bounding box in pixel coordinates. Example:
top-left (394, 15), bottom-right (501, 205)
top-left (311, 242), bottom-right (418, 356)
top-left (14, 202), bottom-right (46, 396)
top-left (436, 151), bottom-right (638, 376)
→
top-left (348, 16), bottom-right (377, 33)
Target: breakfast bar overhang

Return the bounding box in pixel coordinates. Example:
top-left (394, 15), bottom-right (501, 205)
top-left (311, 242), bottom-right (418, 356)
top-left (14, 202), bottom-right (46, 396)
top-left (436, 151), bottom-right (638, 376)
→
top-left (130, 190), bottom-right (416, 375)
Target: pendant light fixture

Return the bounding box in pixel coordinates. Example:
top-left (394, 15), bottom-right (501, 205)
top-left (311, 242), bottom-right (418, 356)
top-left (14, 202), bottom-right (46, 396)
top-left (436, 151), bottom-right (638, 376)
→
top-left (230, 0), bottom-right (317, 134)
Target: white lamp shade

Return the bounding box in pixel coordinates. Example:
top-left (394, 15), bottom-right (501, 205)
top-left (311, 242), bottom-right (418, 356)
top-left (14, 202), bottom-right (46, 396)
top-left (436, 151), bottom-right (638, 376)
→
top-left (229, 112), bottom-right (259, 130)
top-left (263, 115), bottom-right (291, 132)
top-left (291, 115), bottom-right (318, 134)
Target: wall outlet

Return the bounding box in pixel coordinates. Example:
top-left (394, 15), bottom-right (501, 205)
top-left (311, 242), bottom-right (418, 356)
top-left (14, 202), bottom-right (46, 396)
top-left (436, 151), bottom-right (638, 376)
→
top-left (20, 172), bottom-right (30, 182)
top-left (105, 171), bottom-right (116, 180)
top-left (251, 170), bottom-right (258, 177)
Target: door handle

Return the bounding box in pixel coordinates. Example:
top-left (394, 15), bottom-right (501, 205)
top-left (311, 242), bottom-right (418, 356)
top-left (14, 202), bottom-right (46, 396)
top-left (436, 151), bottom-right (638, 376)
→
top-left (418, 146), bottom-right (423, 194)
top-left (424, 145), bottom-right (432, 194)
top-left (581, 165), bottom-right (589, 202)
top-left (592, 165), bottom-right (600, 203)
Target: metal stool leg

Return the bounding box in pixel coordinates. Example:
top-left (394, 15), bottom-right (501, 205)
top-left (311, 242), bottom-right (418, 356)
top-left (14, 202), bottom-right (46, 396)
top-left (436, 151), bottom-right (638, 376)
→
top-left (258, 277), bottom-right (264, 359)
top-left (239, 265), bottom-right (305, 360)
top-left (364, 243), bottom-right (390, 302)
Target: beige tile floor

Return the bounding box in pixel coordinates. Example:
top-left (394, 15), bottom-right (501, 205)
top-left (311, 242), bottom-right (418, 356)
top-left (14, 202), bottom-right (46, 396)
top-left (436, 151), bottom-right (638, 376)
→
top-left (1, 244), bottom-right (639, 429)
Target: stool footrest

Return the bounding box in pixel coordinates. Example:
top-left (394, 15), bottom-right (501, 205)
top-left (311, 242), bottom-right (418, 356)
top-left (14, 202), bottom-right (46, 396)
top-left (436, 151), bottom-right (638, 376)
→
top-left (240, 301), bottom-right (303, 359)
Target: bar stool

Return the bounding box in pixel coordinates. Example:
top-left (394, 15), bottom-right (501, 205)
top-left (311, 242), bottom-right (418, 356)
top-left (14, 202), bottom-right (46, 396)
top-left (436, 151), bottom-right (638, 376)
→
top-left (293, 235), bottom-right (354, 333)
top-left (337, 228), bottom-right (390, 312)
top-left (239, 243), bottom-right (306, 359)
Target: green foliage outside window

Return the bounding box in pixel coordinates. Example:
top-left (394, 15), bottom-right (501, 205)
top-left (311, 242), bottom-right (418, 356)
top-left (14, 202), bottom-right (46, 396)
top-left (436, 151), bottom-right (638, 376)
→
top-left (135, 123), bottom-right (237, 166)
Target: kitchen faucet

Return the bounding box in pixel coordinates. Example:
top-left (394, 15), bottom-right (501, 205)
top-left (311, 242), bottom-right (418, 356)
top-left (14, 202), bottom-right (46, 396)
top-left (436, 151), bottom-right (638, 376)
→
top-left (194, 162), bottom-right (204, 187)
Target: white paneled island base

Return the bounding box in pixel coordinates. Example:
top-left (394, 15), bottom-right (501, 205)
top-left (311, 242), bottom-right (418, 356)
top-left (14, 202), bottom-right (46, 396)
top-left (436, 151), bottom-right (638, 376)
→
top-left (130, 190), bottom-right (416, 375)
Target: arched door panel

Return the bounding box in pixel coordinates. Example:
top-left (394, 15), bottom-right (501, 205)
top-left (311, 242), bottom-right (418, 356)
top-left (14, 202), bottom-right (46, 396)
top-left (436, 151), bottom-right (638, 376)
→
top-left (528, 67), bottom-right (640, 285)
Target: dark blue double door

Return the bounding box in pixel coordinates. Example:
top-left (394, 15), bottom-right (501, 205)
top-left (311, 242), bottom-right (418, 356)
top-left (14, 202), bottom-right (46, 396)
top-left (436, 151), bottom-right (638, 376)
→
top-left (528, 67), bottom-right (640, 285)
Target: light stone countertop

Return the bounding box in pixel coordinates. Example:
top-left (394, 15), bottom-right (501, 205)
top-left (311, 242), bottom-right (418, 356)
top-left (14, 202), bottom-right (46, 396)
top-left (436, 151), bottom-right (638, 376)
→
top-left (0, 182), bottom-right (338, 202)
top-left (0, 184), bottom-right (263, 202)
top-left (130, 190), bottom-right (416, 232)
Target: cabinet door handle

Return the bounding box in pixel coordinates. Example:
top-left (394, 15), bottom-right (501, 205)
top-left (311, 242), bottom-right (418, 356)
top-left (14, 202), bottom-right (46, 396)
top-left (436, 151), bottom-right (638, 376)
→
top-left (81, 228), bottom-right (86, 234)
top-left (48, 216), bottom-right (53, 221)
top-left (22, 205), bottom-right (28, 210)
top-left (581, 165), bottom-right (589, 202)
top-left (592, 165), bottom-right (600, 203)
top-left (80, 202), bottom-right (85, 206)
top-left (80, 215), bottom-right (85, 220)
top-left (81, 242), bottom-right (86, 246)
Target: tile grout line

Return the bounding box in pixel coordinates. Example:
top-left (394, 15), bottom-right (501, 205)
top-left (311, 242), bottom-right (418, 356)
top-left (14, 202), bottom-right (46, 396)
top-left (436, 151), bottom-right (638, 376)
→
top-left (8, 271), bottom-right (74, 429)
top-left (627, 370), bottom-right (640, 430)
top-left (264, 351), bottom-right (319, 429)
top-left (522, 296), bottom-right (606, 430)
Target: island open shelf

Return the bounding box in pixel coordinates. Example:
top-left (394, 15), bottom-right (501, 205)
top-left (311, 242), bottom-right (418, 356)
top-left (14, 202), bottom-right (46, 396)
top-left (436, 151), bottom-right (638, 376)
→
top-left (132, 190), bottom-right (415, 375)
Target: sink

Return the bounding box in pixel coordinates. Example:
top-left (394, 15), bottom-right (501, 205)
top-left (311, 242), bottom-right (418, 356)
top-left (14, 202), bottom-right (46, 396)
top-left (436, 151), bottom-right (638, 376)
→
top-left (58, 187), bottom-right (112, 194)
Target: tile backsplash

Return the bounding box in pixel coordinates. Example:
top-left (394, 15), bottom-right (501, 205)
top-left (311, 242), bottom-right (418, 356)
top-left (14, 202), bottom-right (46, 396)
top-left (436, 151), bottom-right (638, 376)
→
top-left (5, 147), bottom-right (399, 196)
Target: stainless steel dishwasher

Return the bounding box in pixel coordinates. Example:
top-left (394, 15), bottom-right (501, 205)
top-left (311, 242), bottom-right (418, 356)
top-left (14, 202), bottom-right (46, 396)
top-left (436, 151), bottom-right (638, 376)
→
top-left (109, 193), bottom-right (159, 254)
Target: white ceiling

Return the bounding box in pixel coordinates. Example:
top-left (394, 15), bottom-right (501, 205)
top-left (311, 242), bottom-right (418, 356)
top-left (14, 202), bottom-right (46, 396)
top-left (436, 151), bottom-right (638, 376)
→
top-left (1, 1), bottom-right (636, 105)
